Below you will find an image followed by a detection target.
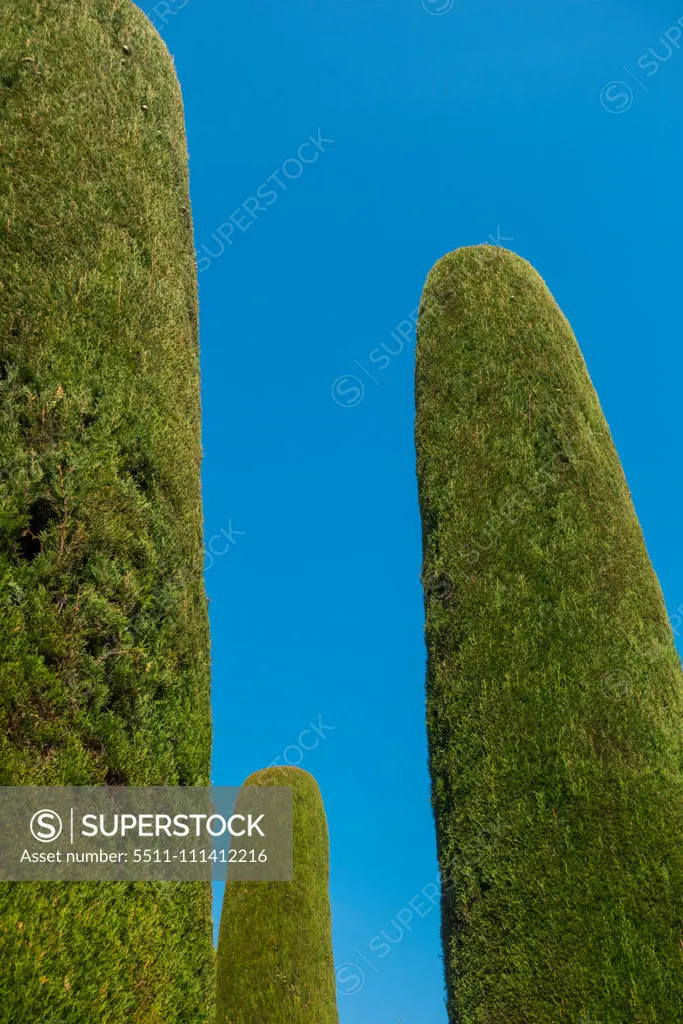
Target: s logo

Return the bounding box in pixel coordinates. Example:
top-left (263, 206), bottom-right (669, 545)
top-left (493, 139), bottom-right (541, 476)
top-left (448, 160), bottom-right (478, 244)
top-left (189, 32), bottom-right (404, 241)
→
top-left (30, 809), bottom-right (63, 843)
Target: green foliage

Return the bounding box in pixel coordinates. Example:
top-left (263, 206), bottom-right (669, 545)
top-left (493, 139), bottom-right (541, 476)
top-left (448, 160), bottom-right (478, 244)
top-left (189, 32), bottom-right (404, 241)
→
top-left (416, 246), bottom-right (683, 1023)
top-left (0, 1), bottom-right (213, 1019)
top-left (216, 768), bottom-right (339, 1024)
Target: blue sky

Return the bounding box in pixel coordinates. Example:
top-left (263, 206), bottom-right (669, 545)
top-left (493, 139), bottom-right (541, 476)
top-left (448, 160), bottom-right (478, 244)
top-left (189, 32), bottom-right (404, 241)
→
top-left (137, 2), bottom-right (683, 1021)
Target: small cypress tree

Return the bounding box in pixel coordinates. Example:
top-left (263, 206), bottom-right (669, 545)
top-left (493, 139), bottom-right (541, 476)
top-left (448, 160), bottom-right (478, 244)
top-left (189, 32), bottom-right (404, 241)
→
top-left (216, 767), bottom-right (339, 1024)
top-left (0, 2), bottom-right (213, 1019)
top-left (416, 246), bottom-right (683, 1022)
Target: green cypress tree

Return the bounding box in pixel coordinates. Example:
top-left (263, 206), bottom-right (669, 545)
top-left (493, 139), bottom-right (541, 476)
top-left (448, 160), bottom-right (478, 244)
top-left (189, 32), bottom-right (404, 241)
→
top-left (0, 2), bottom-right (213, 1019)
top-left (416, 245), bottom-right (683, 1023)
top-left (216, 767), bottom-right (339, 1024)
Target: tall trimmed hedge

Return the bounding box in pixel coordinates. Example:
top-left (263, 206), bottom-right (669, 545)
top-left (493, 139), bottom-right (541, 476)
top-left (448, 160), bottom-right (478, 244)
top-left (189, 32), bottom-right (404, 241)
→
top-left (415, 246), bottom-right (683, 1022)
top-left (217, 767), bottom-right (339, 1024)
top-left (0, 2), bottom-right (214, 1019)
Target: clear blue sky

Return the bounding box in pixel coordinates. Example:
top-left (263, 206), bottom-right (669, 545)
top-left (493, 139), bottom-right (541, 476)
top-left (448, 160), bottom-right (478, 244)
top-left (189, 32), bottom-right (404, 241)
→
top-left (137, 2), bottom-right (683, 1021)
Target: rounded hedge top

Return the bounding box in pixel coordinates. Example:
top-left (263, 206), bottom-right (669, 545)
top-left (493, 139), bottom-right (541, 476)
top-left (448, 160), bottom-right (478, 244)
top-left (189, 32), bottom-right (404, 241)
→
top-left (0, 2), bottom-right (213, 1021)
top-left (217, 767), bottom-right (339, 1024)
top-left (416, 245), bottom-right (683, 1022)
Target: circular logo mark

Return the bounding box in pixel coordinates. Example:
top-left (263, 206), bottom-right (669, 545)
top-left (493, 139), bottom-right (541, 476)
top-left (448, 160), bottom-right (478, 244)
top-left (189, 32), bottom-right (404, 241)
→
top-left (600, 81), bottom-right (633, 114)
top-left (30, 809), bottom-right (63, 843)
top-left (422, 0), bottom-right (454, 13)
top-left (332, 375), bottom-right (364, 408)
top-left (603, 670), bottom-right (633, 699)
top-left (335, 961), bottom-right (365, 996)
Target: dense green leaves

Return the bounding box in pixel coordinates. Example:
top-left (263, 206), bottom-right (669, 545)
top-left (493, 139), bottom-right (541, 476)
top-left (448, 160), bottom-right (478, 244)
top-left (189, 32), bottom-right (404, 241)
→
top-left (0, 1), bottom-right (213, 1019)
top-left (416, 246), bottom-right (683, 1022)
top-left (217, 768), bottom-right (339, 1024)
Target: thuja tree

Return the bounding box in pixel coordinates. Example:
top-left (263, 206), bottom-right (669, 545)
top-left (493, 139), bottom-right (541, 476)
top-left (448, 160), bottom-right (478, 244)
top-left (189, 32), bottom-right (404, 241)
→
top-left (0, 1), bottom-right (213, 1019)
top-left (217, 767), bottom-right (339, 1024)
top-left (415, 246), bottom-right (683, 1022)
